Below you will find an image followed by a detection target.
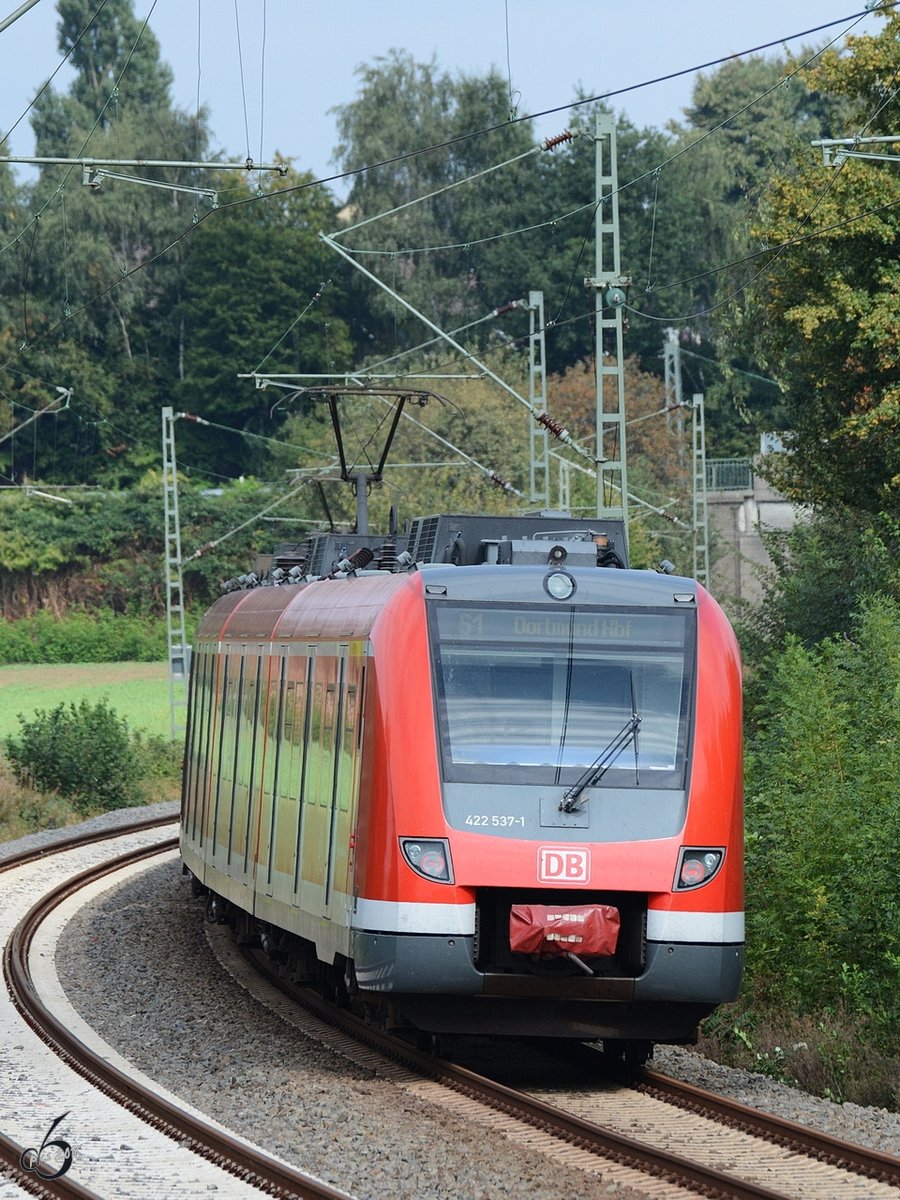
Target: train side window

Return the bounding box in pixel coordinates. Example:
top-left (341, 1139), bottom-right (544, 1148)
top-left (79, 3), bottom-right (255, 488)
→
top-left (281, 666), bottom-right (307, 804)
top-left (182, 648), bottom-right (204, 832)
top-left (292, 653), bottom-right (315, 894)
top-left (240, 655), bottom-right (263, 870)
top-left (330, 659), bottom-right (347, 814)
top-left (339, 672), bottom-right (360, 813)
top-left (262, 661), bottom-right (285, 806)
top-left (199, 651), bottom-right (220, 847)
top-left (263, 656), bottom-right (287, 888)
top-left (356, 665), bottom-right (367, 751)
top-left (237, 658), bottom-right (258, 793)
top-left (210, 657), bottom-right (231, 852)
top-left (307, 678), bottom-right (327, 807)
top-left (225, 656), bottom-right (245, 865)
top-left (189, 649), bottom-right (214, 844)
top-left (344, 682), bottom-right (357, 735)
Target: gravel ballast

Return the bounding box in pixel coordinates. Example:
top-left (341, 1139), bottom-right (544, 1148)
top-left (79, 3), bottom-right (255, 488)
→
top-left (6, 807), bottom-right (898, 1197)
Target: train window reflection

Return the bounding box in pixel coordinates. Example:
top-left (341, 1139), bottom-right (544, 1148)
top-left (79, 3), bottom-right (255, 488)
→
top-left (430, 604), bottom-right (693, 787)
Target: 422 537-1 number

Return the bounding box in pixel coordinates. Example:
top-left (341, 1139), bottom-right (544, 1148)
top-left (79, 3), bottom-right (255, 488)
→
top-left (464, 814), bottom-right (525, 828)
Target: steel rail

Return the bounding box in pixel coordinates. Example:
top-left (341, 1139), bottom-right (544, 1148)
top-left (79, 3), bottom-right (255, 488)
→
top-left (0, 1127), bottom-right (103, 1200)
top-left (2, 825), bottom-right (351, 1200)
top-left (245, 947), bottom-right (795, 1200)
top-left (541, 1038), bottom-right (900, 1186)
top-left (0, 810), bottom-right (178, 874)
top-left (639, 1067), bottom-right (900, 1187)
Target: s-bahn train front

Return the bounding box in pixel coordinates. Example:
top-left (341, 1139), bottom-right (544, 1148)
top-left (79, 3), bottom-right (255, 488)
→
top-left (353, 549), bottom-right (744, 1055)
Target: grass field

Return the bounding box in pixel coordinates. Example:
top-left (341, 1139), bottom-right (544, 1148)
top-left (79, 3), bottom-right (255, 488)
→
top-left (0, 661), bottom-right (179, 743)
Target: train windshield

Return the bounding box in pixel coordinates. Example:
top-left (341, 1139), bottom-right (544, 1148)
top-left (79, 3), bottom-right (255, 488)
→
top-left (429, 603), bottom-right (694, 787)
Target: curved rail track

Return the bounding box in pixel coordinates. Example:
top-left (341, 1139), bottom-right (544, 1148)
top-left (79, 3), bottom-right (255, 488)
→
top-left (0, 816), bottom-right (350, 1199)
top-left (233, 928), bottom-right (900, 1200)
top-left (2, 813), bottom-right (898, 1200)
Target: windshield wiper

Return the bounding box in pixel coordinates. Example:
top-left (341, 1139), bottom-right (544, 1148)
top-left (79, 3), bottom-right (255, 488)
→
top-left (559, 713), bottom-right (642, 813)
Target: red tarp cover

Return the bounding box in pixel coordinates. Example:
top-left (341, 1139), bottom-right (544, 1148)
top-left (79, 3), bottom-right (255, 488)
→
top-left (509, 904), bottom-right (621, 958)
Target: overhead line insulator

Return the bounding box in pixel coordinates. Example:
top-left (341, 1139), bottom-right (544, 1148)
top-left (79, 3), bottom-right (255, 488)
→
top-left (493, 300), bottom-right (524, 317)
top-left (489, 472), bottom-right (518, 495)
top-left (536, 411), bottom-right (572, 444)
top-left (542, 130), bottom-right (574, 151)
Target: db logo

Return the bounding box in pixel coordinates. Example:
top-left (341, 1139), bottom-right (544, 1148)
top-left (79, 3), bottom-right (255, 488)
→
top-left (538, 846), bottom-right (591, 883)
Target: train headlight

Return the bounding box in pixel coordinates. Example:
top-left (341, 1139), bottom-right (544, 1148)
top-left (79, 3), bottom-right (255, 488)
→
top-left (544, 570), bottom-right (576, 600)
top-left (401, 838), bottom-right (453, 883)
top-left (675, 847), bottom-right (724, 890)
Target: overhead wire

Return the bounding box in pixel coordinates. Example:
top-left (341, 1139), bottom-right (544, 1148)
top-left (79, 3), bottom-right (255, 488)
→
top-left (0, 0), bottom-right (112, 152)
top-left (232, 0), bottom-right (252, 163)
top-left (193, 0), bottom-right (203, 158)
top-left (389, 6), bottom-right (896, 334)
top-left (4, 0), bottom-right (163, 351)
top-left (329, 142), bottom-right (547, 241)
top-left (192, 5), bottom-right (900, 207)
top-left (625, 197), bottom-right (900, 323)
top-left (321, 189), bottom-right (900, 418)
top-left (258, 0), bottom-right (267, 173)
top-left (251, 279), bottom-right (336, 374)
top-left (0, 4), bottom-right (892, 395)
top-left (316, 0), bottom-right (879, 353)
top-left (256, 4), bottom-right (875, 417)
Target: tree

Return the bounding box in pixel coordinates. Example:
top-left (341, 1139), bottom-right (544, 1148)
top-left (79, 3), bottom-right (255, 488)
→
top-left (174, 169), bottom-right (354, 478)
top-left (731, 11), bottom-right (900, 513)
top-left (331, 51), bottom-right (537, 356)
top-left (744, 597), bottom-right (900, 1033)
top-left (328, 50), bottom-right (847, 462)
top-left (0, 0), bottom-right (215, 485)
top-left (30, 0), bottom-right (175, 152)
top-left (734, 510), bottom-right (900, 732)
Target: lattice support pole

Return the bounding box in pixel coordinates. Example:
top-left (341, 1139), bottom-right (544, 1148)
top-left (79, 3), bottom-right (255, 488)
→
top-left (162, 406), bottom-right (189, 739)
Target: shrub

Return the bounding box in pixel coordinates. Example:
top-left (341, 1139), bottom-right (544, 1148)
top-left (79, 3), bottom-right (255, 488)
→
top-left (0, 612), bottom-right (170, 665)
top-left (5, 699), bottom-right (143, 814)
top-left (744, 597), bottom-right (900, 1039)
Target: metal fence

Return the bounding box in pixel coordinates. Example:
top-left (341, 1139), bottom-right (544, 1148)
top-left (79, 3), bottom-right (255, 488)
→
top-left (706, 458), bottom-right (754, 492)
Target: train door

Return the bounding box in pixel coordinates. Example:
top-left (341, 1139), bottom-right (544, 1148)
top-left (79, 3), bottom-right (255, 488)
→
top-left (288, 649), bottom-right (315, 909)
top-left (233, 651), bottom-right (263, 886)
top-left (210, 650), bottom-right (240, 873)
top-left (183, 645), bottom-right (213, 843)
top-left (322, 653), bottom-right (348, 920)
top-left (327, 653), bottom-right (366, 925)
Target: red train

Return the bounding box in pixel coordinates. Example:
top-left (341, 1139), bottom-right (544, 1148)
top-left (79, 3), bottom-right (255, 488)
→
top-left (180, 514), bottom-right (743, 1062)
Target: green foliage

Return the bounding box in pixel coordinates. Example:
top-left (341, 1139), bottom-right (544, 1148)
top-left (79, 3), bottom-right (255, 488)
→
top-left (0, 477), bottom-right (318, 621)
top-left (735, 510), bottom-right (900, 675)
top-left (173, 170), bottom-right (353, 478)
top-left (744, 596), bottom-right (900, 1041)
top-left (729, 12), bottom-right (900, 513)
top-left (5, 698), bottom-right (143, 813)
top-left (700, 1000), bottom-right (897, 1108)
top-left (0, 6), bottom-right (863, 485)
top-left (0, 611), bottom-right (168, 664)
top-left (2, 0), bottom-right (214, 488)
top-left (31, 0), bottom-right (174, 147)
top-left (332, 52), bottom-right (538, 362)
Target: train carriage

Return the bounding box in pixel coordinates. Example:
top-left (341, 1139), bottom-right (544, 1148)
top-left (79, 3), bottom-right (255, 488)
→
top-left (181, 516), bottom-right (743, 1059)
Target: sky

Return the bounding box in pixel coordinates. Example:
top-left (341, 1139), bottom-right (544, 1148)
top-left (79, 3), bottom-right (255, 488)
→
top-left (0, 0), bottom-right (886, 194)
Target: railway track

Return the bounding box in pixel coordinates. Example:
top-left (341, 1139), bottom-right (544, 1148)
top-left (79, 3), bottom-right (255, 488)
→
top-left (3, 813), bottom-right (898, 1200)
top-left (0, 815), bottom-right (350, 1200)
top-left (230, 926), bottom-right (900, 1200)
